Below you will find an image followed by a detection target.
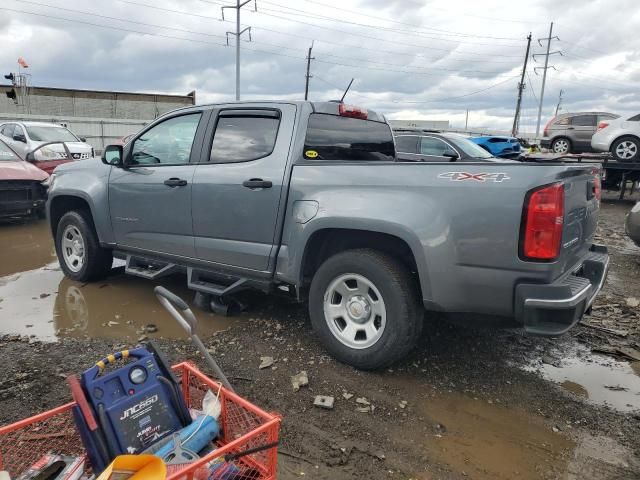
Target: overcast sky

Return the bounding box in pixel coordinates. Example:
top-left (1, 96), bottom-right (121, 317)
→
top-left (0, 0), bottom-right (638, 133)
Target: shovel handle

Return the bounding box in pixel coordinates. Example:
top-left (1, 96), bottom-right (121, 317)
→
top-left (154, 286), bottom-right (197, 336)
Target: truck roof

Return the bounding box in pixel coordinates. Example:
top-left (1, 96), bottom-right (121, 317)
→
top-left (168, 100), bottom-right (387, 123)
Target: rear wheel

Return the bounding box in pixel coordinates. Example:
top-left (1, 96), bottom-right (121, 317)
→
top-left (611, 136), bottom-right (640, 162)
top-left (55, 210), bottom-right (113, 282)
top-left (551, 137), bottom-right (572, 154)
top-left (309, 249), bottom-right (422, 370)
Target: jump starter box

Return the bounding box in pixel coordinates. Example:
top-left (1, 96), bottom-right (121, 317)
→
top-left (81, 347), bottom-right (189, 455)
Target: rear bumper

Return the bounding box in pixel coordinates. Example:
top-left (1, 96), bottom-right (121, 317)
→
top-left (514, 244), bottom-right (609, 336)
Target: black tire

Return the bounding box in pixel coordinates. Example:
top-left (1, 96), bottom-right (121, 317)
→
top-left (611, 136), bottom-right (640, 163)
top-left (308, 248), bottom-right (422, 370)
top-left (55, 210), bottom-right (113, 282)
top-left (551, 137), bottom-right (572, 154)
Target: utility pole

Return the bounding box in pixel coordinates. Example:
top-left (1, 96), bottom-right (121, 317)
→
top-left (554, 88), bottom-right (564, 116)
top-left (304, 41), bottom-right (314, 101)
top-left (222, 0), bottom-right (256, 101)
top-left (465, 109), bottom-right (469, 130)
top-left (511, 33), bottom-right (532, 137)
top-left (533, 22), bottom-right (562, 139)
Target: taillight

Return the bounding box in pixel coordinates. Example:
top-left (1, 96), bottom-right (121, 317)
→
top-left (597, 121), bottom-right (609, 131)
top-left (521, 183), bottom-right (564, 261)
top-left (339, 103), bottom-right (368, 120)
top-left (543, 117), bottom-right (555, 137)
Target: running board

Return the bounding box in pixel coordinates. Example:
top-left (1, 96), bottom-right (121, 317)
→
top-left (187, 268), bottom-right (248, 297)
top-left (125, 255), bottom-right (178, 280)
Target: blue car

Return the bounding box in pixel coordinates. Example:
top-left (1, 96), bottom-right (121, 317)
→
top-left (469, 136), bottom-right (522, 158)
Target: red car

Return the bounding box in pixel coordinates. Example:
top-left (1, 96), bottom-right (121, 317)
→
top-left (0, 138), bottom-right (49, 219)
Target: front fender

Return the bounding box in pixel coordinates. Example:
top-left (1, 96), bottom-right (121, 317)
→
top-left (47, 159), bottom-right (113, 244)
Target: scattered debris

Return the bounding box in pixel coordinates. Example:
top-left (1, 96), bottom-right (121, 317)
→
top-left (355, 397), bottom-right (371, 405)
top-left (604, 385), bottom-right (628, 391)
top-left (617, 347), bottom-right (640, 362)
top-left (542, 355), bottom-right (560, 367)
top-left (313, 395), bottom-right (334, 410)
top-left (342, 392), bottom-right (353, 400)
top-left (291, 371), bottom-right (309, 391)
top-left (398, 400), bottom-right (408, 409)
top-left (582, 322), bottom-right (629, 337)
top-left (144, 324), bottom-right (158, 334)
top-left (39, 293), bottom-right (50, 299)
top-left (626, 297), bottom-right (639, 308)
top-left (356, 406), bottom-right (372, 413)
top-left (259, 356), bottom-right (274, 369)
top-left (107, 321), bottom-right (119, 327)
top-left (552, 426), bottom-right (561, 433)
top-left (137, 335), bottom-right (148, 342)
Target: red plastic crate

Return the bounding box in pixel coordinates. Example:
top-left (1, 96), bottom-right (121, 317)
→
top-left (0, 362), bottom-right (280, 479)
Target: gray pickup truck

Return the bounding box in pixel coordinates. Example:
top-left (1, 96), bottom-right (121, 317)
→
top-left (46, 101), bottom-right (609, 369)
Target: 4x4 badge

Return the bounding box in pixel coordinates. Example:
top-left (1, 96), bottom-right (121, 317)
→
top-left (438, 172), bottom-right (511, 183)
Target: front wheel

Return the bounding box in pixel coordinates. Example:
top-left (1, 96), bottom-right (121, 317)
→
top-left (612, 136), bottom-right (640, 162)
top-left (55, 210), bottom-right (113, 282)
top-left (309, 249), bottom-right (422, 370)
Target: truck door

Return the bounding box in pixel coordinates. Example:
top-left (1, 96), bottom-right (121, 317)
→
top-left (191, 104), bottom-right (296, 272)
top-left (108, 111), bottom-right (208, 258)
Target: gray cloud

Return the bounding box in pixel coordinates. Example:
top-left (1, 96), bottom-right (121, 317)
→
top-left (0, 0), bottom-right (638, 133)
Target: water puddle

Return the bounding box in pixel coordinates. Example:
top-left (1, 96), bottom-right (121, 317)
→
top-left (421, 392), bottom-right (574, 479)
top-left (0, 221), bottom-right (237, 341)
top-left (525, 345), bottom-right (640, 412)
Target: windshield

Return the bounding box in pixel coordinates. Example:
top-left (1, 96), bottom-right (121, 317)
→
top-left (25, 125), bottom-right (79, 142)
top-left (448, 135), bottom-right (495, 159)
top-left (0, 140), bottom-right (20, 161)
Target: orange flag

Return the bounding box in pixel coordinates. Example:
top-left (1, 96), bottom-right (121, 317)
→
top-left (17, 57), bottom-right (29, 68)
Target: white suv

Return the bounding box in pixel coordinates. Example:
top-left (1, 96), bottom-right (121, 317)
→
top-left (591, 113), bottom-right (640, 162)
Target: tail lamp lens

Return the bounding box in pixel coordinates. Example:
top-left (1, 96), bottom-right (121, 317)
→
top-left (521, 183), bottom-right (564, 260)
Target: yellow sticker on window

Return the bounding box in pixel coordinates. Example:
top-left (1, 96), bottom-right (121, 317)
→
top-left (305, 150), bottom-right (318, 158)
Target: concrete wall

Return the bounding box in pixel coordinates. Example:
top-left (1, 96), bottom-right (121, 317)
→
top-left (0, 85), bottom-right (195, 119)
top-left (0, 85), bottom-right (196, 152)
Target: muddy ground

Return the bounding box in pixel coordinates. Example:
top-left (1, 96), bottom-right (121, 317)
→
top-left (1, 194), bottom-right (640, 479)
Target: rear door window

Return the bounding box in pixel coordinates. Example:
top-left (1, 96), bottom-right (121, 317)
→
top-left (394, 135), bottom-right (419, 154)
top-left (210, 112), bottom-right (280, 163)
top-left (570, 115), bottom-right (596, 127)
top-left (304, 114), bottom-right (395, 161)
top-left (420, 137), bottom-right (455, 156)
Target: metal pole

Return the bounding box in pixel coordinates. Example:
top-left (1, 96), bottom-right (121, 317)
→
top-left (304, 41), bottom-right (314, 101)
top-left (554, 89), bottom-right (564, 116)
top-left (512, 33), bottom-right (532, 137)
top-left (535, 22), bottom-right (553, 139)
top-left (465, 109), bottom-right (469, 130)
top-left (235, 0), bottom-right (240, 101)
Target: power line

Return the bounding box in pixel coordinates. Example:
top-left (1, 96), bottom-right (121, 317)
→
top-left (113, 0), bottom-right (520, 64)
top-left (301, 0), bottom-right (548, 26)
top-left (199, 0), bottom-right (526, 58)
top-left (10, 1), bottom-right (519, 76)
top-left (294, 0), bottom-right (525, 39)
top-left (257, 0), bottom-right (527, 46)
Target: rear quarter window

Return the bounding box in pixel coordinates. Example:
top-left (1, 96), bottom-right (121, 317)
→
top-left (304, 114), bottom-right (395, 161)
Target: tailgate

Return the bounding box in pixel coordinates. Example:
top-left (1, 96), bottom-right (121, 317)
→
top-left (558, 165), bottom-right (600, 270)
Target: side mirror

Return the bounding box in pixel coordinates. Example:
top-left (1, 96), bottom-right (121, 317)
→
top-left (443, 151), bottom-right (459, 161)
top-left (13, 133), bottom-right (26, 143)
top-left (79, 137), bottom-right (87, 142)
top-left (102, 144), bottom-right (123, 166)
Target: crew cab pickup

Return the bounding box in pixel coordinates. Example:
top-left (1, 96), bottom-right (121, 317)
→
top-left (46, 101), bottom-right (609, 369)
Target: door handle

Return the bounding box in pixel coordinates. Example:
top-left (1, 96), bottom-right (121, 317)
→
top-left (566, 127), bottom-right (575, 130)
top-left (164, 177), bottom-right (188, 187)
top-left (242, 178), bottom-right (272, 189)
